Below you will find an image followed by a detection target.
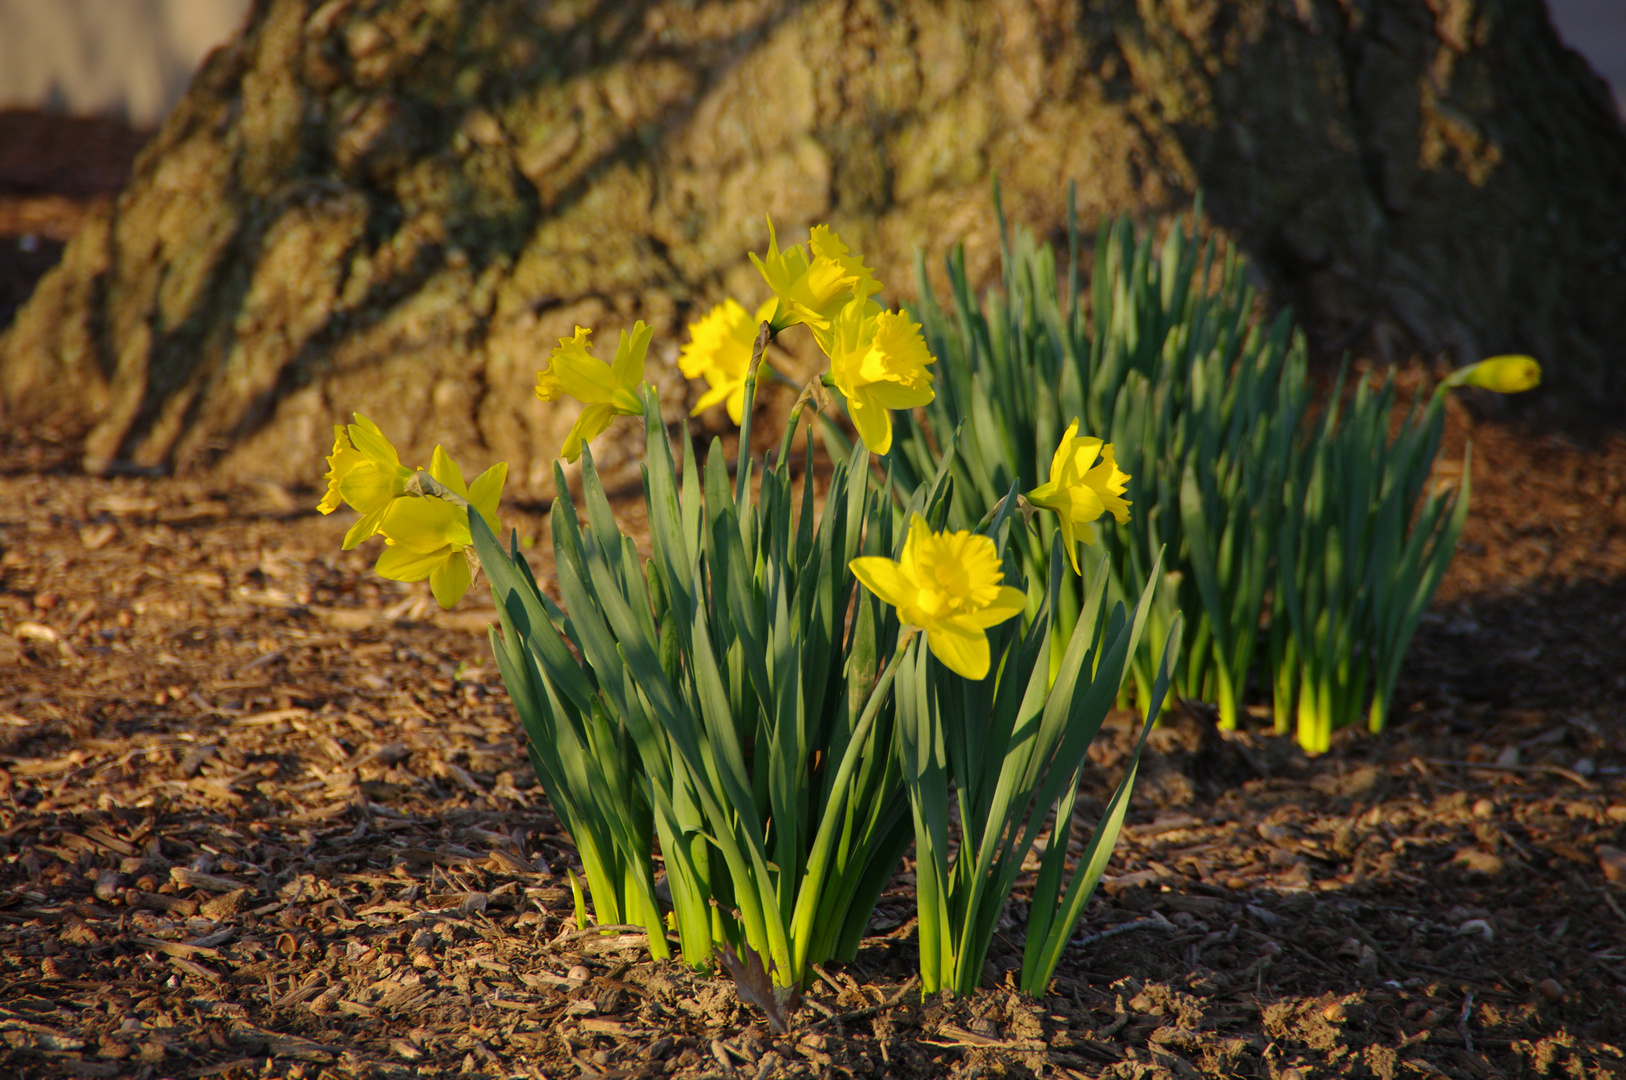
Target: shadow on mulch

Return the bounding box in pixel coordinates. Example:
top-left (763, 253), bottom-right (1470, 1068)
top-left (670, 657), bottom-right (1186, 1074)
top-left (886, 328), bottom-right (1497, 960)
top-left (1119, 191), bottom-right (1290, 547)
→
top-left (1403, 578), bottom-right (1626, 716)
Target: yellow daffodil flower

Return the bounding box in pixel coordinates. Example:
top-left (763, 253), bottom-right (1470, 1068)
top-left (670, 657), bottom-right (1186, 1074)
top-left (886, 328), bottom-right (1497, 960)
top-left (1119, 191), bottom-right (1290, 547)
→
top-left (535, 322), bottom-right (652, 461)
top-left (679, 298), bottom-right (778, 423)
top-left (318, 413), bottom-right (415, 550)
top-left (1444, 354), bottom-right (1542, 393)
top-left (375, 446), bottom-right (507, 608)
top-left (850, 514), bottom-right (1027, 680)
top-left (749, 218), bottom-right (879, 338)
top-left (823, 298), bottom-right (935, 455)
top-left (1026, 420), bottom-right (1131, 573)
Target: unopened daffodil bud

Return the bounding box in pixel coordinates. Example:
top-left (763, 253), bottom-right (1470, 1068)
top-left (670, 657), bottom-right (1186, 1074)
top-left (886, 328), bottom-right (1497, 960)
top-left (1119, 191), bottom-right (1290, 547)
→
top-left (1444, 355), bottom-right (1542, 394)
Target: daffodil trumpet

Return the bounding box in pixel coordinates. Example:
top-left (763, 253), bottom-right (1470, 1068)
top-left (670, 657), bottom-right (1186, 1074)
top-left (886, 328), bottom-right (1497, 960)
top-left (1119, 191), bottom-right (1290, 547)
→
top-left (820, 299), bottom-right (935, 456)
top-left (679, 299), bottom-right (779, 424)
top-left (319, 413), bottom-right (415, 550)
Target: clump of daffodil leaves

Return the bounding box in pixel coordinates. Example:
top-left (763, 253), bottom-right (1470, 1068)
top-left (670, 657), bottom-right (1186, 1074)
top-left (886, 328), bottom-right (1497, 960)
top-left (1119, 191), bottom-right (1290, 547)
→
top-left (315, 215), bottom-right (1170, 1007)
top-left (886, 193), bottom-right (1544, 759)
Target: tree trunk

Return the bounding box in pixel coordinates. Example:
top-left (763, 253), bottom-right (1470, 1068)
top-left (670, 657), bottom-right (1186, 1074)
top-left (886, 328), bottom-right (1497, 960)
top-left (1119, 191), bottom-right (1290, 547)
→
top-left (3, 0), bottom-right (1622, 494)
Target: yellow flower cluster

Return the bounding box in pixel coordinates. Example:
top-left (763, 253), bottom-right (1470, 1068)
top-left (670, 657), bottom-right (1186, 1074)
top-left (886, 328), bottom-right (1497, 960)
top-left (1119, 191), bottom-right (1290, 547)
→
top-left (676, 220), bottom-right (1132, 677)
top-left (319, 414), bottom-right (506, 607)
top-left (680, 218), bottom-right (933, 455)
top-left (319, 218), bottom-right (1137, 663)
top-left (846, 417), bottom-right (1133, 681)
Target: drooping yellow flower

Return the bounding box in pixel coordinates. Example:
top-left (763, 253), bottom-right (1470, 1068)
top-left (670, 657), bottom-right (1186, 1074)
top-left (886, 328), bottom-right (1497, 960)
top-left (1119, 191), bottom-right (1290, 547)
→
top-left (678, 298), bottom-right (778, 423)
top-left (749, 218), bottom-right (880, 338)
top-left (535, 322), bottom-right (652, 461)
top-left (823, 297), bottom-right (935, 455)
top-left (318, 413), bottom-right (415, 550)
top-left (1444, 355), bottom-right (1542, 394)
top-left (850, 514), bottom-right (1027, 680)
top-left (1027, 420), bottom-right (1132, 573)
top-left (375, 446), bottom-right (507, 608)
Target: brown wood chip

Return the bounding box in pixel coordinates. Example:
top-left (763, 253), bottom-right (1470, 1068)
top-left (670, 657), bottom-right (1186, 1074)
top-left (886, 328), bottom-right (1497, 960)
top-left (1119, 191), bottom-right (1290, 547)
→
top-left (131, 935), bottom-right (222, 959)
top-left (169, 867), bottom-right (250, 894)
top-left (168, 955), bottom-right (222, 981)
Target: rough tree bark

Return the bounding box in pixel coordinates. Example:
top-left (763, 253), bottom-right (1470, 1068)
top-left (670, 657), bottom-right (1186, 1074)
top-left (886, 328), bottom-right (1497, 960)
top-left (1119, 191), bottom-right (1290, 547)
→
top-left (2, 0), bottom-right (1622, 494)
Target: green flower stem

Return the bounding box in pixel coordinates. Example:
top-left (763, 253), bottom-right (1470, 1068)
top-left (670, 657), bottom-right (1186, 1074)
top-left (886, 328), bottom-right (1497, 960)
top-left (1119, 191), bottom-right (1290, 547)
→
top-left (734, 322), bottom-right (772, 506)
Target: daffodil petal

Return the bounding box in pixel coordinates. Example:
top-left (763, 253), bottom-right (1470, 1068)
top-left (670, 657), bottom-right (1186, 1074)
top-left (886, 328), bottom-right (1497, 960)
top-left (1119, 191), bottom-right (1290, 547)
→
top-left (850, 556), bottom-right (917, 611)
top-left (560, 402), bottom-right (617, 462)
top-left (347, 414), bottom-right (400, 467)
top-left (860, 381), bottom-right (935, 410)
top-left (375, 542), bottom-right (453, 582)
top-left (383, 497), bottom-right (467, 551)
top-left (610, 322), bottom-right (652, 394)
top-left (467, 462), bottom-right (507, 533)
top-left (926, 620), bottom-right (992, 681)
top-left (428, 445), bottom-right (469, 499)
top-left (967, 586), bottom-right (1029, 629)
top-left (1047, 419), bottom-right (1080, 482)
top-left (692, 378), bottom-right (740, 416)
top-left (845, 393), bottom-right (893, 455)
top-left (343, 503), bottom-right (390, 550)
top-left (429, 550), bottom-right (474, 608)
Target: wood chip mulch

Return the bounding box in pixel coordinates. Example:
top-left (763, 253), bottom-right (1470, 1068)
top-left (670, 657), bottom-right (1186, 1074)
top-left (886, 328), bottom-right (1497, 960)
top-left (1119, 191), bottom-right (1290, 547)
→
top-left (2, 414), bottom-right (1625, 1079)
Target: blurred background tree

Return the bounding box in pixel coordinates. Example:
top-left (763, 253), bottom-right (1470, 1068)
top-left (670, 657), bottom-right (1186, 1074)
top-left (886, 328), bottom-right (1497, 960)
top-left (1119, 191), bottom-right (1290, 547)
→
top-left (1, 0), bottom-right (1623, 495)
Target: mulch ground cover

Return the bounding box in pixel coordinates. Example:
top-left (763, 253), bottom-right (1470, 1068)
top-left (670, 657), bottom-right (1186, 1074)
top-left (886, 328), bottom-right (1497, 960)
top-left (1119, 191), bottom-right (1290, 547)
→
top-left (1, 401), bottom-right (1624, 1080)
